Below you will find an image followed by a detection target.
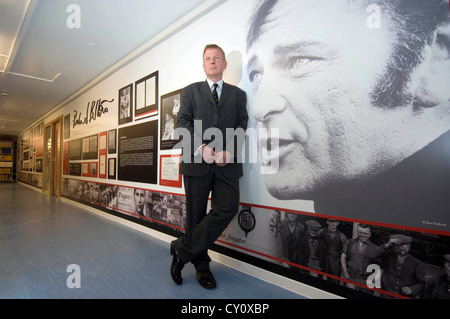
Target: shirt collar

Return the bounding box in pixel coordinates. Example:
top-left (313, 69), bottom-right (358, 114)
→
top-left (206, 78), bottom-right (224, 90)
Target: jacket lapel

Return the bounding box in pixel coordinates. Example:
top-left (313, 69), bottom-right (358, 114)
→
top-left (219, 83), bottom-right (230, 108)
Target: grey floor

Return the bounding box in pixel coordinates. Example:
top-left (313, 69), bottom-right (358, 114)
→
top-left (0, 182), bottom-right (306, 299)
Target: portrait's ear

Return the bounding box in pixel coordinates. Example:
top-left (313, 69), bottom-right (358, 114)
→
top-left (410, 22), bottom-right (450, 109)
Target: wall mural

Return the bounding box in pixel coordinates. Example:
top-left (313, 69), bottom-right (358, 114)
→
top-left (20, 0), bottom-right (450, 299)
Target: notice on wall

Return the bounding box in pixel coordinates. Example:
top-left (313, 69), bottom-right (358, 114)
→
top-left (118, 120), bottom-right (158, 184)
top-left (69, 163), bottom-right (81, 176)
top-left (99, 131), bottom-right (107, 179)
top-left (82, 135), bottom-right (98, 160)
top-left (159, 154), bottom-right (181, 188)
top-left (69, 138), bottom-right (82, 161)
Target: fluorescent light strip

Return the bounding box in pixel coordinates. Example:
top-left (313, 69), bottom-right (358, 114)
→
top-left (7, 72), bottom-right (61, 83)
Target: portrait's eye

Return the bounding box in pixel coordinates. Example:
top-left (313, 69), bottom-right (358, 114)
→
top-left (248, 70), bottom-right (263, 85)
top-left (285, 55), bottom-right (324, 78)
top-left (289, 56), bottom-right (320, 68)
top-left (292, 57), bottom-right (311, 68)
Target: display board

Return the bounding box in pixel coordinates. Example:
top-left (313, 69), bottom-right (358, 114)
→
top-left (118, 121), bottom-right (158, 184)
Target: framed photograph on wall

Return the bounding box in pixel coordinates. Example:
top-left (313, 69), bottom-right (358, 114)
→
top-left (135, 71), bottom-right (158, 119)
top-left (118, 84), bottom-right (133, 125)
top-left (160, 89), bottom-right (182, 150)
top-left (108, 158), bottom-right (116, 180)
top-left (108, 129), bottom-right (117, 154)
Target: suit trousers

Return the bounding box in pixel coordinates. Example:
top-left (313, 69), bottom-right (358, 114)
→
top-left (174, 164), bottom-right (240, 271)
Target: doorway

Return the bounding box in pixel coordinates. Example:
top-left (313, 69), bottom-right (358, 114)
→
top-left (43, 117), bottom-right (63, 197)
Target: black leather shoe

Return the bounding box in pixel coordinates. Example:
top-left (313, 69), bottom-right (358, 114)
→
top-left (196, 270), bottom-right (216, 289)
top-left (170, 241), bottom-right (184, 285)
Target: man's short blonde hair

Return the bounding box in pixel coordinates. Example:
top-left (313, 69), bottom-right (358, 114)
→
top-left (203, 44), bottom-right (226, 61)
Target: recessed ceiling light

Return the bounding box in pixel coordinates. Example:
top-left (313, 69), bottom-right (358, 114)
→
top-left (1, 90), bottom-right (8, 96)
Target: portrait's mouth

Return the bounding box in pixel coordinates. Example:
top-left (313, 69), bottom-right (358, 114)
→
top-left (259, 137), bottom-right (297, 166)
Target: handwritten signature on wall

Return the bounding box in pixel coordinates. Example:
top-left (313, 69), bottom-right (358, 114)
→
top-left (72, 98), bottom-right (114, 128)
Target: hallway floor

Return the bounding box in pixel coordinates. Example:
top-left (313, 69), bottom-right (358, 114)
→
top-left (0, 182), bottom-right (306, 299)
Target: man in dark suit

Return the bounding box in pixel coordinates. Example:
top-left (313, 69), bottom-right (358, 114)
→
top-left (170, 44), bottom-right (248, 289)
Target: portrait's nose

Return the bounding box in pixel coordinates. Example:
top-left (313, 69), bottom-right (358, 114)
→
top-left (252, 76), bottom-right (287, 123)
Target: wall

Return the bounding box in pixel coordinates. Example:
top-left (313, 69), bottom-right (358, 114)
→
top-left (18, 0), bottom-right (450, 299)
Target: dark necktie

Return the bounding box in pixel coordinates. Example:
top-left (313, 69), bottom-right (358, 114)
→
top-left (212, 83), bottom-right (219, 106)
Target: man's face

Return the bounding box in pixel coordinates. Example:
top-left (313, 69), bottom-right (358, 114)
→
top-left (247, 0), bottom-right (409, 200)
top-left (286, 212), bottom-right (297, 222)
top-left (120, 88), bottom-right (129, 108)
top-left (134, 190), bottom-right (146, 214)
top-left (203, 48), bottom-right (227, 80)
top-left (357, 227), bottom-right (371, 243)
top-left (327, 220), bottom-right (339, 232)
top-left (307, 227), bottom-right (319, 237)
top-left (394, 243), bottom-right (410, 257)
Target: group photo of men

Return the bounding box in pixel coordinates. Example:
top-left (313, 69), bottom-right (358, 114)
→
top-left (277, 212), bottom-right (450, 299)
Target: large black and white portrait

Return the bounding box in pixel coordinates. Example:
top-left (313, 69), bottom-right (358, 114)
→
top-left (245, 0), bottom-right (450, 230)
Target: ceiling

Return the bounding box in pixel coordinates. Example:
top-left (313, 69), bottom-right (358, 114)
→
top-left (0, 0), bottom-right (210, 136)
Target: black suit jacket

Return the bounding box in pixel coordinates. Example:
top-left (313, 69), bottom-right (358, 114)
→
top-left (176, 80), bottom-right (248, 178)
